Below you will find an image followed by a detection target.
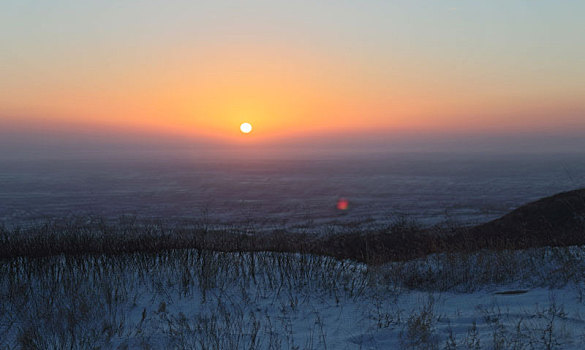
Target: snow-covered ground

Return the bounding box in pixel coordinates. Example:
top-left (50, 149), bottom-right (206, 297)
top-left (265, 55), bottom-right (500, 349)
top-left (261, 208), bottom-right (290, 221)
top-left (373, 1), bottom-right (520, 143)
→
top-left (2, 246), bottom-right (585, 349)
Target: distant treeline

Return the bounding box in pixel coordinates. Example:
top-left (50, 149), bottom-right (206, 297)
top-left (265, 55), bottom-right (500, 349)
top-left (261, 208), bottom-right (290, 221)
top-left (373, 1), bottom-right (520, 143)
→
top-left (1, 189), bottom-right (584, 264)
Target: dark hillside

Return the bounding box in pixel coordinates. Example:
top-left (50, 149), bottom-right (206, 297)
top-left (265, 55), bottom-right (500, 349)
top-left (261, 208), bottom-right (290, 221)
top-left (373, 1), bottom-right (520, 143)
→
top-left (450, 188), bottom-right (585, 250)
top-left (316, 189), bottom-right (585, 263)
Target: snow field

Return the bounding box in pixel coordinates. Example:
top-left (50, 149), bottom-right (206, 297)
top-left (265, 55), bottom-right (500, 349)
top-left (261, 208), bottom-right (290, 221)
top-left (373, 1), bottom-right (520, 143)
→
top-left (1, 246), bottom-right (585, 349)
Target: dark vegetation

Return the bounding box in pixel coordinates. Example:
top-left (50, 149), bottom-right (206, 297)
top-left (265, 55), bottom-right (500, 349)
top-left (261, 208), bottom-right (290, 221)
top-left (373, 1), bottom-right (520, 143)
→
top-left (1, 189), bottom-right (584, 264)
top-left (2, 189), bottom-right (585, 348)
top-left (329, 188), bottom-right (585, 263)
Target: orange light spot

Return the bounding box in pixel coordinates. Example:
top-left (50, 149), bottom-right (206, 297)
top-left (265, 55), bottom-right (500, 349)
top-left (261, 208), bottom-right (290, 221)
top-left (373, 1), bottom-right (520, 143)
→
top-left (337, 198), bottom-right (349, 210)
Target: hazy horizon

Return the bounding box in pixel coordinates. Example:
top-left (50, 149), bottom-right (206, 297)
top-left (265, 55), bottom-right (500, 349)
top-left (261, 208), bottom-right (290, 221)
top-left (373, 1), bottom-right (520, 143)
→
top-left (2, 116), bottom-right (585, 160)
top-left (2, 1), bottom-right (585, 225)
top-left (2, 1), bottom-right (585, 150)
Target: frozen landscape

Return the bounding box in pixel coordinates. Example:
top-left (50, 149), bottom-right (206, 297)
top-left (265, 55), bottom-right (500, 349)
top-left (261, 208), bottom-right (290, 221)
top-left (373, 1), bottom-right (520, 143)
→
top-left (2, 152), bottom-right (584, 230)
top-left (2, 244), bottom-right (585, 349)
top-left (2, 0), bottom-right (585, 348)
top-left (1, 152), bottom-right (585, 349)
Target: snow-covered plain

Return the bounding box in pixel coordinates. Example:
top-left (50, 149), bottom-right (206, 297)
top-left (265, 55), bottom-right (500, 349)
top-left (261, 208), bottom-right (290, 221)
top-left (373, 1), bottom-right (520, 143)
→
top-left (2, 152), bottom-right (585, 231)
top-left (2, 246), bottom-right (585, 349)
top-left (2, 152), bottom-right (585, 348)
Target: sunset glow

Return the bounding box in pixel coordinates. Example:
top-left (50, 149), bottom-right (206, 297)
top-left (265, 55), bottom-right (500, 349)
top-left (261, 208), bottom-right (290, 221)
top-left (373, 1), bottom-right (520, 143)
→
top-left (3, 3), bottom-right (585, 345)
top-left (1, 1), bottom-right (584, 151)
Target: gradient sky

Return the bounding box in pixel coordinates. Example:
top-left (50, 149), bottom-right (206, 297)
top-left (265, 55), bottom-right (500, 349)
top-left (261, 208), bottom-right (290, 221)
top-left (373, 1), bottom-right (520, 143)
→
top-left (1, 1), bottom-right (584, 151)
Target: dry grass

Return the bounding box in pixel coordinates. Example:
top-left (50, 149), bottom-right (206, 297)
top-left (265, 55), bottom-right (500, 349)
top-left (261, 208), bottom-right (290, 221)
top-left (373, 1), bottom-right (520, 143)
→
top-left (1, 240), bottom-right (584, 348)
top-left (2, 188), bottom-right (584, 264)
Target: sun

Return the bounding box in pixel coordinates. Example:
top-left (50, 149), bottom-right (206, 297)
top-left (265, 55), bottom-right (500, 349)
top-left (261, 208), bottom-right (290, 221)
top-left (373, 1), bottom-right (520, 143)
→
top-left (240, 122), bottom-right (252, 134)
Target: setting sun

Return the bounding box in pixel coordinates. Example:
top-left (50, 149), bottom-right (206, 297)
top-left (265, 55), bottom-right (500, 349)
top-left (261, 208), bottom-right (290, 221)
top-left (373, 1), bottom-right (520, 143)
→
top-left (3, 2), bottom-right (585, 346)
top-left (240, 122), bottom-right (253, 134)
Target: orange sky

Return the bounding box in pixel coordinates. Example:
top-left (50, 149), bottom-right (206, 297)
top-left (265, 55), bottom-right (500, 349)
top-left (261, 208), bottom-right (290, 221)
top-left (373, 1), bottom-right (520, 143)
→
top-left (1, 1), bottom-right (584, 148)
